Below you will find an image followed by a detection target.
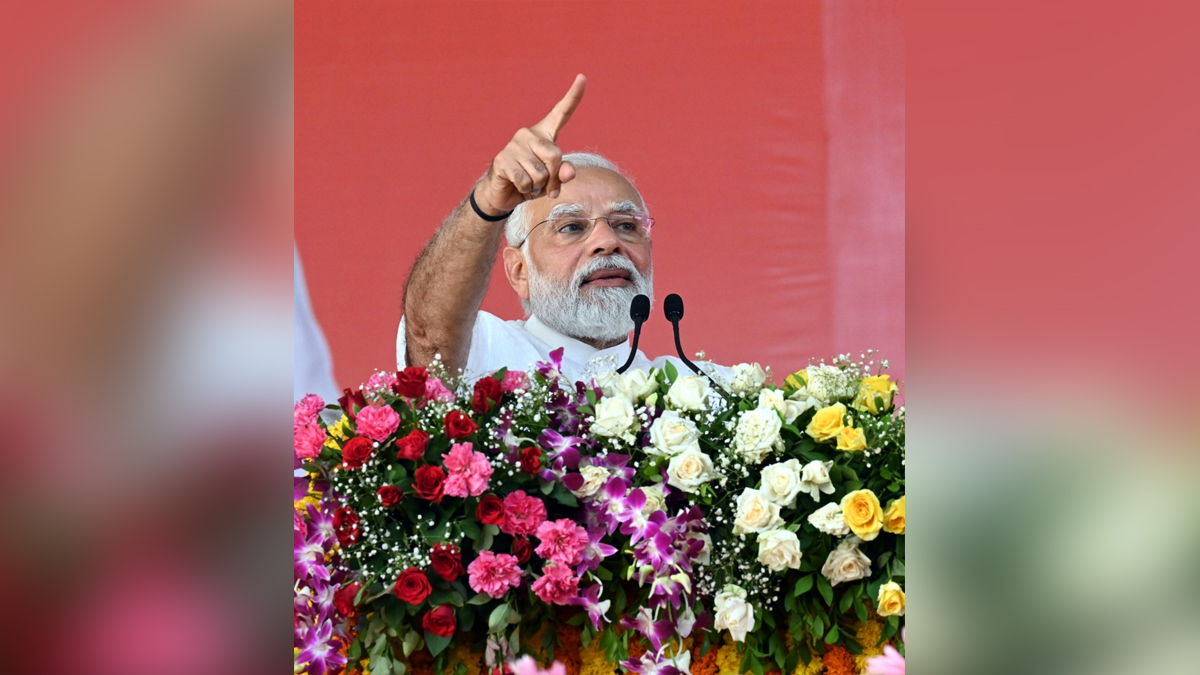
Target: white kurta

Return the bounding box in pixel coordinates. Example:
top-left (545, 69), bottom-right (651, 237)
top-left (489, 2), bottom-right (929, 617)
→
top-left (396, 311), bottom-right (728, 384)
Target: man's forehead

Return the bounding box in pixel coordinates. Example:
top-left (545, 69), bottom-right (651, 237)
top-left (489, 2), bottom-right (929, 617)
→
top-left (546, 200), bottom-right (644, 218)
top-left (531, 168), bottom-right (644, 219)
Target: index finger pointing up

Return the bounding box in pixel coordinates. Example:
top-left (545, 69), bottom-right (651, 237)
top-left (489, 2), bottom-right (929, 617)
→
top-left (535, 74), bottom-right (587, 141)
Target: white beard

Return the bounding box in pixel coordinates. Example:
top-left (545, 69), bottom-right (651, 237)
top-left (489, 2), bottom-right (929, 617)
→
top-left (525, 254), bottom-right (654, 344)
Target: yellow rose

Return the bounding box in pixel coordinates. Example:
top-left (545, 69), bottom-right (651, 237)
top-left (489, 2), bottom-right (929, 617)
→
top-left (854, 375), bottom-right (898, 414)
top-left (784, 369), bottom-right (809, 391)
top-left (324, 414), bottom-right (352, 449)
top-left (840, 489), bottom-right (884, 541)
top-left (883, 496), bottom-right (905, 534)
top-left (876, 581), bottom-right (905, 617)
top-left (835, 425), bottom-right (867, 452)
top-left (805, 403), bottom-right (846, 442)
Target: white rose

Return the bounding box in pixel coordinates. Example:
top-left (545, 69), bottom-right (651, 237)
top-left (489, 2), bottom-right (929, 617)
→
top-left (594, 369), bottom-right (620, 394)
top-left (807, 502), bottom-right (850, 536)
top-left (572, 464), bottom-right (611, 498)
top-left (641, 482), bottom-right (667, 516)
top-left (733, 488), bottom-right (785, 535)
top-left (759, 459), bottom-right (804, 507)
top-left (619, 368), bottom-right (657, 401)
top-left (713, 586), bottom-right (754, 642)
top-left (756, 529), bottom-right (803, 572)
top-left (729, 363), bottom-right (767, 396)
top-left (798, 460), bottom-right (836, 502)
top-left (758, 389), bottom-right (804, 425)
top-left (591, 396), bottom-right (635, 439)
top-left (666, 447), bottom-right (718, 494)
top-left (666, 375), bottom-right (710, 412)
top-left (732, 408), bottom-right (783, 464)
top-left (647, 411), bottom-right (701, 457)
top-left (821, 536), bottom-right (872, 586)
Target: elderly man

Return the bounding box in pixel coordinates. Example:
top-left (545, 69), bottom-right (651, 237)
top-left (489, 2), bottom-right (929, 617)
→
top-left (398, 75), bottom-right (717, 382)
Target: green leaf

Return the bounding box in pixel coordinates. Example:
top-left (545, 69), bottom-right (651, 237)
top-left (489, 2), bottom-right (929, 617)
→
top-left (370, 654), bottom-right (394, 675)
top-left (586, 388), bottom-right (597, 407)
top-left (824, 625), bottom-right (839, 644)
top-left (424, 631), bottom-right (452, 657)
top-left (854, 596), bottom-right (869, 623)
top-left (460, 520), bottom-right (481, 540)
top-left (348, 638), bottom-right (363, 662)
top-left (595, 565), bottom-right (613, 581)
top-left (552, 485), bottom-right (578, 507)
top-left (664, 361), bottom-right (678, 382)
top-left (468, 593), bottom-right (491, 605)
top-left (892, 560), bottom-right (905, 577)
top-left (817, 575), bottom-right (834, 606)
top-left (402, 629), bottom-right (419, 657)
top-left (511, 626), bottom-right (521, 653)
top-left (811, 615), bottom-right (824, 642)
top-left (839, 590), bottom-right (854, 613)
top-left (794, 574), bottom-right (814, 597)
top-left (488, 604), bottom-right (510, 633)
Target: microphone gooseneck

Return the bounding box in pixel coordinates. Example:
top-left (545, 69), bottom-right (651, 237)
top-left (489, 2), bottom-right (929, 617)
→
top-left (616, 294), bottom-right (651, 374)
top-left (663, 293), bottom-right (732, 400)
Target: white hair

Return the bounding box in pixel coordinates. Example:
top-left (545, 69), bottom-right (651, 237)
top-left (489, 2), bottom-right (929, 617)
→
top-left (504, 152), bottom-right (636, 247)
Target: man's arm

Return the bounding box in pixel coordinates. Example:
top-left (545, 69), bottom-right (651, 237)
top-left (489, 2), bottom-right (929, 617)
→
top-left (402, 75), bottom-right (587, 373)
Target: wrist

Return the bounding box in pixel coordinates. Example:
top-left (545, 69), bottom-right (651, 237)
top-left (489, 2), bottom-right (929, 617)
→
top-left (469, 187), bottom-right (513, 222)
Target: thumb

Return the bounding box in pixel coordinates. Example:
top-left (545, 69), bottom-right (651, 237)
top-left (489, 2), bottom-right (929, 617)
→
top-left (557, 161), bottom-right (576, 189)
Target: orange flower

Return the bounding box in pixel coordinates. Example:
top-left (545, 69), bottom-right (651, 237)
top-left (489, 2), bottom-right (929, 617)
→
top-left (690, 642), bottom-right (719, 675)
top-left (821, 645), bottom-right (856, 675)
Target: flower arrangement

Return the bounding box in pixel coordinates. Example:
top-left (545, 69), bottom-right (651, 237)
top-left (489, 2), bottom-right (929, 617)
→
top-left (294, 350), bottom-right (905, 675)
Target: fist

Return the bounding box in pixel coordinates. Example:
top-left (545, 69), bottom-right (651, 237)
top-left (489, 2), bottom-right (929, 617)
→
top-left (474, 74), bottom-right (587, 216)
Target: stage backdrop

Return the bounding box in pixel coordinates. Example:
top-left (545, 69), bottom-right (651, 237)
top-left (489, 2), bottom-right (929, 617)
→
top-left (296, 0), bottom-right (904, 390)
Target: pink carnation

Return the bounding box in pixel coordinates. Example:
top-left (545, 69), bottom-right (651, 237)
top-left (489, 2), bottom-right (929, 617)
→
top-left (467, 551), bottom-right (522, 599)
top-left (531, 563), bottom-right (580, 605)
top-left (501, 370), bottom-right (530, 393)
top-left (510, 656), bottom-right (566, 675)
top-left (293, 508), bottom-right (307, 539)
top-left (501, 491), bottom-right (547, 537)
top-left (442, 442), bottom-right (493, 498)
top-left (294, 423), bottom-right (325, 459)
top-left (355, 404), bottom-right (400, 442)
top-left (364, 371), bottom-right (397, 400)
top-left (424, 377), bottom-right (455, 403)
top-left (294, 394), bottom-right (324, 430)
top-left (534, 519), bottom-right (589, 567)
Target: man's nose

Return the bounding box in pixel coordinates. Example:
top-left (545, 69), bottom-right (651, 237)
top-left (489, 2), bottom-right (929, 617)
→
top-left (586, 218), bottom-right (622, 256)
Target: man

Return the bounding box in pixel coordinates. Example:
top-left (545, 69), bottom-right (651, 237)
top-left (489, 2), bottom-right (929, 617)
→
top-left (398, 74), bottom-right (720, 383)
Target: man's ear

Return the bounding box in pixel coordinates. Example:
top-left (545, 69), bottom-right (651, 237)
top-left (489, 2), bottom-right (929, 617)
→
top-left (502, 246), bottom-right (530, 304)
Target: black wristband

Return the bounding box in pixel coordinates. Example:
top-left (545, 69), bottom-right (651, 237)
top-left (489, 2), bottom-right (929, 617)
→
top-left (469, 190), bottom-right (512, 222)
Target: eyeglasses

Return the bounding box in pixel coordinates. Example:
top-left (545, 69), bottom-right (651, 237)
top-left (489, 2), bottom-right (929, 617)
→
top-left (517, 214), bottom-right (655, 248)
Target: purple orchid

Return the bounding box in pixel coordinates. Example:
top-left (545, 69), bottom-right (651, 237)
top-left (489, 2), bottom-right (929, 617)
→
top-left (306, 502), bottom-right (337, 549)
top-left (295, 619), bottom-right (347, 675)
top-left (535, 347), bottom-right (566, 382)
top-left (576, 526), bottom-right (617, 574)
top-left (568, 583), bottom-right (612, 630)
top-left (597, 478), bottom-right (649, 536)
top-left (646, 570), bottom-right (692, 610)
top-left (620, 646), bottom-right (689, 675)
top-left (294, 529), bottom-right (331, 583)
top-left (619, 607), bottom-right (676, 651)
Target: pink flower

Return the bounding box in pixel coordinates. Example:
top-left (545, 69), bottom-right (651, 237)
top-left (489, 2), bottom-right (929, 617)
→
top-left (501, 370), bottom-right (530, 394)
top-left (865, 628), bottom-right (904, 675)
top-left (425, 378), bottom-right (455, 403)
top-left (442, 442), bottom-right (494, 498)
top-left (294, 423), bottom-right (325, 459)
top-left (501, 491), bottom-right (547, 537)
top-left (355, 404), bottom-right (400, 442)
top-left (467, 551), bottom-right (522, 599)
top-left (294, 395), bottom-right (325, 430)
top-left (364, 371), bottom-right (397, 401)
top-left (510, 656), bottom-right (567, 675)
top-left (531, 563), bottom-right (580, 605)
top-left (534, 519), bottom-right (589, 567)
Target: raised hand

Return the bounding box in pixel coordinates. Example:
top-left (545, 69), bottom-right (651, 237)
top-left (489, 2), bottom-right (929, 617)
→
top-left (474, 74), bottom-right (587, 217)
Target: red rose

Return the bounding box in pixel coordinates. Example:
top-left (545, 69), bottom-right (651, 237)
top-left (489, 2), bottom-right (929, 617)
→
top-left (430, 542), bottom-right (464, 582)
top-left (444, 410), bottom-right (478, 440)
top-left (393, 567), bottom-right (433, 605)
top-left (338, 388), bottom-right (367, 422)
top-left (378, 485), bottom-right (402, 507)
top-left (394, 367), bottom-right (428, 398)
top-left (422, 604), bottom-right (457, 638)
top-left (341, 436), bottom-right (374, 470)
top-left (395, 429), bottom-right (430, 461)
top-left (476, 495), bottom-right (505, 526)
top-left (413, 465), bottom-right (446, 503)
top-left (332, 507), bottom-right (361, 546)
top-left (334, 582), bottom-right (363, 616)
top-left (511, 536), bottom-right (532, 564)
top-left (519, 446), bottom-right (542, 475)
top-left (472, 376), bottom-right (504, 414)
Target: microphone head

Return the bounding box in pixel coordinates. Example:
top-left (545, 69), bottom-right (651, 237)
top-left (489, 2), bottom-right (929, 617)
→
top-left (630, 294), bottom-right (651, 323)
top-left (664, 293), bottom-right (684, 322)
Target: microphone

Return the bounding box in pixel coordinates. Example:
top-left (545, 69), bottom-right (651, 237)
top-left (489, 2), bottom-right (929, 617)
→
top-left (617, 294), bottom-right (651, 374)
top-left (663, 293), bottom-right (732, 399)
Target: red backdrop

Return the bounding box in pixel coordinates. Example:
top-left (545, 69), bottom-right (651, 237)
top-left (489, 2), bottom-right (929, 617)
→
top-left (296, 0), bottom-right (904, 389)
